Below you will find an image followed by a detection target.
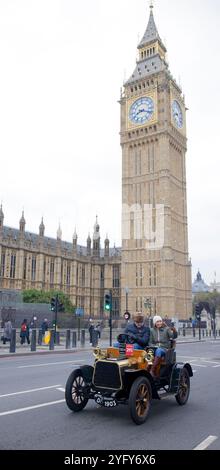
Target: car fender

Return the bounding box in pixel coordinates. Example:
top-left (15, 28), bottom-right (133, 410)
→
top-left (79, 365), bottom-right (94, 382)
top-left (170, 362), bottom-right (193, 393)
top-left (124, 369), bottom-right (160, 399)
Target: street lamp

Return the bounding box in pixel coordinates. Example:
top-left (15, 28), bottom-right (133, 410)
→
top-left (125, 287), bottom-right (129, 312)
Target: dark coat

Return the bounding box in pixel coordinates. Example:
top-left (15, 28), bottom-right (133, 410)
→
top-left (124, 322), bottom-right (150, 348)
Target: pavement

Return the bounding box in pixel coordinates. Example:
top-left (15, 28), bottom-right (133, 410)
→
top-left (0, 335), bottom-right (219, 358)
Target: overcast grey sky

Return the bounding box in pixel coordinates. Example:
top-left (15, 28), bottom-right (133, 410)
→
top-left (0, 0), bottom-right (219, 284)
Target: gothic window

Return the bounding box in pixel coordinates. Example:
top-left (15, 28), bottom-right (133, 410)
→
top-left (149, 263), bottom-right (157, 286)
top-left (50, 259), bottom-right (54, 284)
top-left (23, 255), bottom-right (27, 280)
top-left (153, 264), bottom-right (157, 286)
top-left (60, 260), bottom-right (63, 285)
top-left (149, 264), bottom-right (152, 286)
top-left (10, 253), bottom-right (16, 278)
top-left (113, 265), bottom-right (120, 288)
top-left (0, 250), bottom-right (5, 277)
top-left (43, 259), bottom-right (46, 282)
top-left (140, 264), bottom-right (143, 287)
top-left (112, 297), bottom-right (119, 318)
top-left (82, 264), bottom-right (85, 287)
top-left (67, 263), bottom-right (71, 287)
top-left (100, 265), bottom-right (104, 288)
top-left (136, 264), bottom-right (138, 287)
top-left (31, 256), bottom-right (36, 281)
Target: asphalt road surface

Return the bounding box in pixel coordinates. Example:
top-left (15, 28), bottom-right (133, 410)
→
top-left (0, 341), bottom-right (220, 450)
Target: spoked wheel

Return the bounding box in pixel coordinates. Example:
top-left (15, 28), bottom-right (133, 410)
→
top-left (129, 377), bottom-right (152, 425)
top-left (175, 367), bottom-right (190, 405)
top-left (65, 369), bottom-right (90, 412)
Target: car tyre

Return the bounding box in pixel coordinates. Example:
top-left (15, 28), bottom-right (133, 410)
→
top-left (129, 376), bottom-right (152, 425)
top-left (175, 367), bottom-right (190, 405)
top-left (65, 369), bottom-right (90, 412)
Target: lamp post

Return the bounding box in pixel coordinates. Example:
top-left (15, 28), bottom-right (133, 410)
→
top-left (125, 287), bottom-right (129, 312)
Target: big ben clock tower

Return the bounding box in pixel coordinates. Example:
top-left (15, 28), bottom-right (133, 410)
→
top-left (120, 4), bottom-right (192, 319)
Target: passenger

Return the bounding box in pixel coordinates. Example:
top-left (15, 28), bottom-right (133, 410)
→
top-left (149, 316), bottom-right (178, 377)
top-left (114, 312), bottom-right (150, 350)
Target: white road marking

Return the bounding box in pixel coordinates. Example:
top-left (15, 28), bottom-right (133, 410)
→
top-left (188, 363), bottom-right (206, 367)
top-left (18, 360), bottom-right (84, 368)
top-left (0, 385), bottom-right (61, 398)
top-left (192, 370), bottom-right (197, 373)
top-left (193, 435), bottom-right (218, 450)
top-left (213, 364), bottom-right (220, 368)
top-left (202, 360), bottom-right (220, 365)
top-left (0, 399), bottom-right (65, 417)
top-left (56, 387), bottom-right (65, 392)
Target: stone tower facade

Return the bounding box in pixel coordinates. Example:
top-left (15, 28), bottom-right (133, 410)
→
top-left (120, 6), bottom-right (192, 319)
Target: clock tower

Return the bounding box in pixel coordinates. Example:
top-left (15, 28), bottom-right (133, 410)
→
top-left (120, 5), bottom-right (192, 319)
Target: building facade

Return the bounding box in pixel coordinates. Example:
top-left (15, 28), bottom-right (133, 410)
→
top-left (0, 208), bottom-right (121, 318)
top-left (0, 6), bottom-right (192, 320)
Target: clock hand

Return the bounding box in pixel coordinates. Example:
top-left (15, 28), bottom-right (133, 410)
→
top-left (136, 108), bottom-right (147, 115)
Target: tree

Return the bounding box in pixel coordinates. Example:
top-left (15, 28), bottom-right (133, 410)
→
top-left (22, 289), bottom-right (74, 313)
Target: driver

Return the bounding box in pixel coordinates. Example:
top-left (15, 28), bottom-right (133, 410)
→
top-left (114, 312), bottom-right (150, 350)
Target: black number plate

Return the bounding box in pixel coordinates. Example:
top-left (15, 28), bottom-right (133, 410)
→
top-left (95, 395), bottom-right (117, 407)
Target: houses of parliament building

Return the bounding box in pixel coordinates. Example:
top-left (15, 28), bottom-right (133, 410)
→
top-left (0, 5), bottom-right (192, 320)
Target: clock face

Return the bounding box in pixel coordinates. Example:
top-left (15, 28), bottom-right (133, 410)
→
top-left (129, 97), bottom-right (154, 124)
top-left (172, 100), bottom-right (183, 128)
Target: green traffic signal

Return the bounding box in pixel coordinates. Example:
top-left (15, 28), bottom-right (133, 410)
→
top-left (104, 292), bottom-right (111, 311)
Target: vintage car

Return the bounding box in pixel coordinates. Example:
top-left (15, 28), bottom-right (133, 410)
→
top-left (65, 334), bottom-right (193, 425)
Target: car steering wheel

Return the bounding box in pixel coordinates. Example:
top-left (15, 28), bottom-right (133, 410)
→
top-left (117, 333), bottom-right (136, 345)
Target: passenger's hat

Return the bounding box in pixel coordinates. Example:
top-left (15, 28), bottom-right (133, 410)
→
top-left (153, 315), bottom-right (162, 325)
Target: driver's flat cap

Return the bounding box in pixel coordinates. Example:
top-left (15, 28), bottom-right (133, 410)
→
top-left (133, 312), bottom-right (144, 322)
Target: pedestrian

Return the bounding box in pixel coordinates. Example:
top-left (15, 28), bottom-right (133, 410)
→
top-left (41, 318), bottom-right (49, 336)
top-left (1, 320), bottom-right (12, 344)
top-left (88, 320), bottom-right (94, 345)
top-left (20, 319), bottom-right (30, 345)
top-left (95, 322), bottom-right (102, 339)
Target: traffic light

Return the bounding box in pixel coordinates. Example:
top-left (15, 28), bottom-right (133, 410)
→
top-left (58, 301), bottom-right (65, 312)
top-left (51, 297), bottom-right (56, 312)
top-left (195, 303), bottom-right (201, 321)
top-left (104, 292), bottom-right (111, 311)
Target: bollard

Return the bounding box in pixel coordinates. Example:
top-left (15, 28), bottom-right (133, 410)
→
top-left (49, 330), bottom-right (55, 350)
top-left (92, 329), bottom-right (98, 347)
top-left (10, 328), bottom-right (16, 353)
top-left (66, 329), bottom-right (71, 349)
top-left (31, 329), bottom-right (37, 352)
top-left (206, 330), bottom-right (208, 337)
top-left (72, 331), bottom-right (77, 348)
top-left (202, 329), bottom-right (205, 337)
top-left (55, 331), bottom-right (60, 345)
top-left (81, 329), bottom-right (85, 347)
top-left (209, 330), bottom-right (211, 337)
top-left (193, 328), bottom-right (196, 338)
top-left (183, 328), bottom-right (186, 337)
top-left (38, 329), bottom-right (43, 345)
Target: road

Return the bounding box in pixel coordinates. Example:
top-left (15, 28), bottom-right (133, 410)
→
top-left (0, 341), bottom-right (219, 450)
